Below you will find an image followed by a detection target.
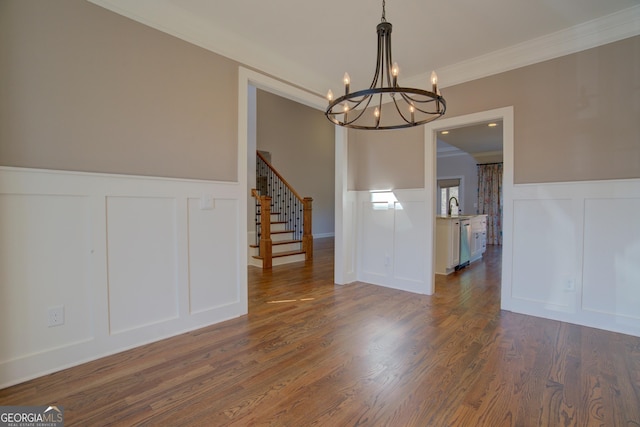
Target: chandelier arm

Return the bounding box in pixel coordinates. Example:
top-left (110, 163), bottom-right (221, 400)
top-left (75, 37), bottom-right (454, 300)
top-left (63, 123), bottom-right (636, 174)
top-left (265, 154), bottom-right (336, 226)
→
top-left (390, 96), bottom-right (414, 125)
top-left (326, 92), bottom-right (376, 126)
top-left (327, 91), bottom-right (374, 116)
top-left (367, 24), bottom-right (385, 91)
top-left (335, 115), bottom-right (442, 130)
top-left (344, 96), bottom-right (371, 111)
top-left (408, 103), bottom-right (446, 116)
top-left (398, 91), bottom-right (439, 104)
top-left (384, 26), bottom-right (394, 88)
top-left (343, 95), bottom-right (375, 125)
top-left (398, 92), bottom-right (438, 115)
top-left (398, 91), bottom-right (447, 115)
top-left (327, 106), bottom-right (369, 126)
top-left (329, 88), bottom-right (443, 108)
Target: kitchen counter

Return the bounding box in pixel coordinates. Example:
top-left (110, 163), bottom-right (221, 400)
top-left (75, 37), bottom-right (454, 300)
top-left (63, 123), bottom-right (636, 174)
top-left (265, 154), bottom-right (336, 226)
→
top-left (436, 214), bottom-right (482, 220)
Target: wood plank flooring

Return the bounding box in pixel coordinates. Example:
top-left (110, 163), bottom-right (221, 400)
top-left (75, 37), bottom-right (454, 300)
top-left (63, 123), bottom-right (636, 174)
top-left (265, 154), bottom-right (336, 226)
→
top-left (2, 238), bottom-right (639, 426)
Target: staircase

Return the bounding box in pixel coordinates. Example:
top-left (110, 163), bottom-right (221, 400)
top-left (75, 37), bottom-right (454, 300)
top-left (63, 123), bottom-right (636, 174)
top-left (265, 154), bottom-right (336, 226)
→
top-left (249, 203), bottom-right (306, 267)
top-left (250, 152), bottom-right (313, 268)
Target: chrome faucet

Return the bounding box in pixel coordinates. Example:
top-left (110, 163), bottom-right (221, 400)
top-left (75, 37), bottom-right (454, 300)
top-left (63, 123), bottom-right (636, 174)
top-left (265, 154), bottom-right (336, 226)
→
top-left (448, 196), bottom-right (459, 215)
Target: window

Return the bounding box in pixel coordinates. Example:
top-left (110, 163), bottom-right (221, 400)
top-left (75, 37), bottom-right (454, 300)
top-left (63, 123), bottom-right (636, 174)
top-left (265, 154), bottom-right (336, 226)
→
top-left (438, 178), bottom-right (460, 216)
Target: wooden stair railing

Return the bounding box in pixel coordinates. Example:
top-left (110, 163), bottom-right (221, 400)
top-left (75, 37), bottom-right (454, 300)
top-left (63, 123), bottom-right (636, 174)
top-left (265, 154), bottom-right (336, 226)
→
top-left (252, 151), bottom-right (313, 268)
top-left (251, 189), bottom-right (272, 268)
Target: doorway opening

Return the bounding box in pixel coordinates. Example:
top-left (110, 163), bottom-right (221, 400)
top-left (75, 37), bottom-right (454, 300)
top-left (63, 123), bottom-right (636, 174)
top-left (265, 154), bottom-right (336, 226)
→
top-left (425, 107), bottom-right (514, 305)
top-left (238, 68), bottom-right (337, 311)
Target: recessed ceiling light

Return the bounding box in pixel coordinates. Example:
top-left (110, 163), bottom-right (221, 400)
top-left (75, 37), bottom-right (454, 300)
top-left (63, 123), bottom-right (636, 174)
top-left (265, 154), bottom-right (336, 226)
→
top-left (488, 123), bottom-right (497, 127)
top-left (441, 130), bottom-right (449, 135)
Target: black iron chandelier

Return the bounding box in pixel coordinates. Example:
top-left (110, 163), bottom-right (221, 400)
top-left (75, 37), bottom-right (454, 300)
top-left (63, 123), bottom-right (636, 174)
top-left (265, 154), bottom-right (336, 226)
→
top-left (325, 0), bottom-right (446, 130)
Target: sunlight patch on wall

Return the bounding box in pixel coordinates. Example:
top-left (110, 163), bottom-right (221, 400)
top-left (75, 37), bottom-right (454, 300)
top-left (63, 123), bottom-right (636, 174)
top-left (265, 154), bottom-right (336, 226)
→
top-left (370, 190), bottom-right (403, 210)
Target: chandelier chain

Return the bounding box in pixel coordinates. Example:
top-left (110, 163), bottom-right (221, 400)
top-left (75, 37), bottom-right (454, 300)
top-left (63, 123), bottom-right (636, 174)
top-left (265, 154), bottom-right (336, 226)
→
top-left (381, 0), bottom-right (386, 22)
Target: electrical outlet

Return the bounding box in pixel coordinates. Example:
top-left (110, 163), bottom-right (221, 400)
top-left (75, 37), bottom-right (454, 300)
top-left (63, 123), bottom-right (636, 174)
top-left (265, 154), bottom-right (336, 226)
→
top-left (564, 279), bottom-right (575, 292)
top-left (48, 305), bottom-right (64, 327)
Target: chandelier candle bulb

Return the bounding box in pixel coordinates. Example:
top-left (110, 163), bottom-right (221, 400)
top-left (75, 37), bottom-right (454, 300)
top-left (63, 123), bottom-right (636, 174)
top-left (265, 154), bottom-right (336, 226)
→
top-left (343, 73), bottom-right (350, 94)
top-left (410, 105), bottom-right (415, 123)
top-left (392, 62), bottom-right (399, 86)
top-left (431, 71), bottom-right (438, 93)
top-left (431, 71), bottom-right (440, 110)
top-left (327, 89), bottom-right (333, 102)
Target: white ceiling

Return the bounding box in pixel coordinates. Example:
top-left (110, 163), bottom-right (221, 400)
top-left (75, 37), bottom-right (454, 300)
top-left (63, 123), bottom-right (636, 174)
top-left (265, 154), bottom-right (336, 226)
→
top-left (437, 121), bottom-right (503, 161)
top-left (90, 0), bottom-right (640, 99)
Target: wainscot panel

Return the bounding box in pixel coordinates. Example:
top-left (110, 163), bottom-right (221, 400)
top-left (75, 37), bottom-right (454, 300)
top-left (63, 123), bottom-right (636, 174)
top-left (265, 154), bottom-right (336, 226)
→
top-left (583, 197), bottom-right (640, 324)
top-left (106, 196), bottom-right (179, 334)
top-left (355, 189), bottom-right (431, 294)
top-left (187, 197), bottom-right (240, 314)
top-left (0, 194), bottom-right (93, 362)
top-left (0, 167), bottom-right (246, 387)
top-left (511, 198), bottom-right (577, 311)
top-left (505, 179), bottom-right (640, 337)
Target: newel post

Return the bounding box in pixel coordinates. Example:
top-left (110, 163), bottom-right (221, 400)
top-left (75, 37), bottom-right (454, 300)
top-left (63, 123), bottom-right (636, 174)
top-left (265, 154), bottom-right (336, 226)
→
top-left (260, 195), bottom-right (272, 269)
top-left (303, 197), bottom-right (313, 260)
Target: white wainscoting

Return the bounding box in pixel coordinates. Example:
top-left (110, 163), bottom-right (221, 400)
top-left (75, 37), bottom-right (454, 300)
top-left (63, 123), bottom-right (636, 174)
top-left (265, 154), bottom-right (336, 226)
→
top-left (504, 178), bottom-right (640, 337)
top-left (355, 189), bottom-right (432, 294)
top-left (351, 180), bottom-right (640, 338)
top-left (0, 167), bottom-right (246, 387)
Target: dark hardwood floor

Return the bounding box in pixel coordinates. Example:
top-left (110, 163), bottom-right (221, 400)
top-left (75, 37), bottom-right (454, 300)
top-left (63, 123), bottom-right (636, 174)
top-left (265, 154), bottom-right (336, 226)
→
top-left (2, 238), bottom-right (639, 426)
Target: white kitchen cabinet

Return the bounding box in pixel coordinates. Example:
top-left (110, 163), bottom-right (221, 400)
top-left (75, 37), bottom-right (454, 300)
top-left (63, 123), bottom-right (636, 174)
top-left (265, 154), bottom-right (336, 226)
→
top-left (469, 215), bottom-right (487, 262)
top-left (435, 217), bottom-right (460, 275)
top-left (436, 215), bottom-right (487, 275)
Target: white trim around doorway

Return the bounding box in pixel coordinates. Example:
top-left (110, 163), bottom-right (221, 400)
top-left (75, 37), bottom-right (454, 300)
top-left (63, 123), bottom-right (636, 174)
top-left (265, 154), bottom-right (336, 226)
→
top-left (424, 107), bottom-right (514, 301)
top-left (237, 68), bottom-right (352, 285)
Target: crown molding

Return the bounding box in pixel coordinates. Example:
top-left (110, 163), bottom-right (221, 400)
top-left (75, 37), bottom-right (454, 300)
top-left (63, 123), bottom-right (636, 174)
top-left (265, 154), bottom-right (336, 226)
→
top-left (87, 0), bottom-right (330, 95)
top-left (90, 0), bottom-right (639, 94)
top-left (406, 4), bottom-right (640, 89)
top-left (472, 151), bottom-right (504, 163)
top-left (437, 144), bottom-right (467, 159)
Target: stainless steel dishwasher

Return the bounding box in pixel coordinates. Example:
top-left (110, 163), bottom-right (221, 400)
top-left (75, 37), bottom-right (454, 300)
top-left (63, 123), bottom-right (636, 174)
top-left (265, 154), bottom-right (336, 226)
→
top-left (457, 219), bottom-right (471, 270)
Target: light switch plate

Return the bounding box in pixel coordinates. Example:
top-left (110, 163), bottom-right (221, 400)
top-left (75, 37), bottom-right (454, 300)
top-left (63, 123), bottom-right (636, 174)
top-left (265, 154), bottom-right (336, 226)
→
top-left (200, 194), bottom-right (214, 210)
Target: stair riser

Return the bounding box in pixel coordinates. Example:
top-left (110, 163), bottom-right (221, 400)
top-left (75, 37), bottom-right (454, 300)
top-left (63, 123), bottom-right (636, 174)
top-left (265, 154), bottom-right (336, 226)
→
top-left (271, 232), bottom-right (295, 242)
top-left (273, 242), bottom-right (302, 253)
top-left (270, 223), bottom-right (287, 233)
top-left (257, 223), bottom-right (288, 233)
top-left (258, 213), bottom-right (281, 223)
top-left (250, 253), bottom-right (306, 268)
top-left (271, 253), bottom-right (306, 266)
top-left (251, 232), bottom-right (295, 245)
top-left (269, 213), bottom-right (279, 222)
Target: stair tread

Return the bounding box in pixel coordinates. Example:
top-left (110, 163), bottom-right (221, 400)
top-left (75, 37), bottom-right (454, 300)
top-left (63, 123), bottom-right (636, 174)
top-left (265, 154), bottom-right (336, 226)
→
top-left (253, 250), bottom-right (305, 260)
top-left (250, 239), bottom-right (302, 248)
top-left (271, 229), bottom-right (295, 234)
top-left (256, 221), bottom-right (287, 225)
